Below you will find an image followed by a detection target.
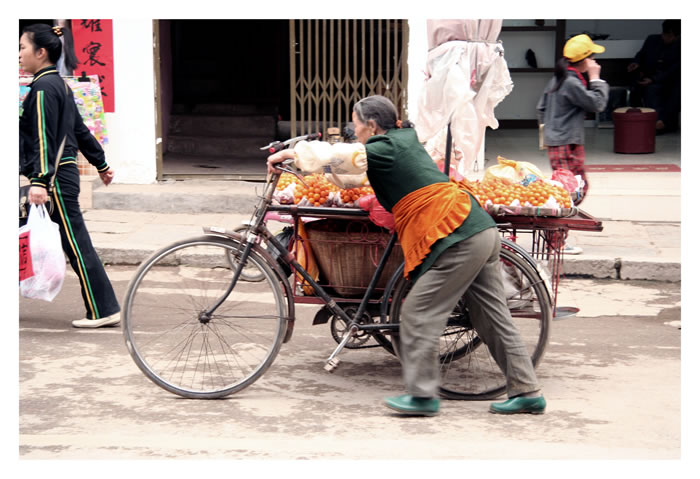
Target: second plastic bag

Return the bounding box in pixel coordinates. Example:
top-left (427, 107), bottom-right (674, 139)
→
top-left (484, 156), bottom-right (545, 184)
top-left (19, 204), bottom-right (66, 302)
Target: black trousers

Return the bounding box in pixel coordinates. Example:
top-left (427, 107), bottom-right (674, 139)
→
top-left (641, 82), bottom-right (681, 131)
top-left (23, 163), bottom-right (120, 319)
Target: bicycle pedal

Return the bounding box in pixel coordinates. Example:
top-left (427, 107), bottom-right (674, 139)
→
top-left (324, 357), bottom-right (340, 372)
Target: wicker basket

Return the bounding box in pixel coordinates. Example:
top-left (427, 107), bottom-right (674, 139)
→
top-left (304, 218), bottom-right (403, 297)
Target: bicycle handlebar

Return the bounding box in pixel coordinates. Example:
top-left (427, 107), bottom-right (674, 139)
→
top-left (261, 132), bottom-right (322, 154)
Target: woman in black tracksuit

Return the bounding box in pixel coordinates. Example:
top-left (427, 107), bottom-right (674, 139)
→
top-left (20, 23), bottom-right (120, 328)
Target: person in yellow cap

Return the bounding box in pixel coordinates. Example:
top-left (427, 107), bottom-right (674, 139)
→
top-left (536, 34), bottom-right (609, 254)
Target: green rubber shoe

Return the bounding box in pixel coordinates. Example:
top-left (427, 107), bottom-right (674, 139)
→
top-left (384, 394), bottom-right (440, 416)
top-left (489, 396), bottom-right (546, 415)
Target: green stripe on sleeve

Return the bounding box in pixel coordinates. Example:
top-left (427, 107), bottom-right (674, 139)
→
top-left (36, 90), bottom-right (49, 176)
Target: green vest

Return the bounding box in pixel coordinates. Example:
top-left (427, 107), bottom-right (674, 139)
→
top-left (365, 128), bottom-right (496, 279)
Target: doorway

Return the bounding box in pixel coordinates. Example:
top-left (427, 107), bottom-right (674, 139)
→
top-left (156, 19), bottom-right (290, 180)
top-left (154, 19), bottom-right (408, 180)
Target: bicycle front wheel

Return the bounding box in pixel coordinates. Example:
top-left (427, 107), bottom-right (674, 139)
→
top-left (122, 235), bottom-right (287, 399)
top-left (389, 245), bottom-right (551, 400)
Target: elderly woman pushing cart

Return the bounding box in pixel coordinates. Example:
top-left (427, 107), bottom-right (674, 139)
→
top-left (267, 95), bottom-right (546, 417)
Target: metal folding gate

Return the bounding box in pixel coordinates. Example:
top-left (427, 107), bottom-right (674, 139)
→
top-left (289, 19), bottom-right (409, 138)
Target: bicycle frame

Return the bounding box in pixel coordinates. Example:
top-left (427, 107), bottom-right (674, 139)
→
top-left (243, 205), bottom-right (402, 369)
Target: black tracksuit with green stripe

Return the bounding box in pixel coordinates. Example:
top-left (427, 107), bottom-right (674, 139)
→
top-left (20, 66), bottom-right (119, 319)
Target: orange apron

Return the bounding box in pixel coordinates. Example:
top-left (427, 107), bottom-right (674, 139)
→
top-left (392, 180), bottom-right (478, 278)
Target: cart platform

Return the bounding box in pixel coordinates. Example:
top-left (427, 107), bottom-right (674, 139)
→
top-left (268, 203), bottom-right (603, 318)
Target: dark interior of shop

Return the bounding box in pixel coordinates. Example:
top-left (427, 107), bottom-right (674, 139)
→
top-left (169, 20), bottom-right (290, 115)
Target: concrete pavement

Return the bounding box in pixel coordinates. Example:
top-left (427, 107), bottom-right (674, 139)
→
top-left (18, 270), bottom-right (682, 460)
top-left (82, 168), bottom-right (681, 282)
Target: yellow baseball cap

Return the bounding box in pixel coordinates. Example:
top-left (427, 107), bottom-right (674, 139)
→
top-left (563, 34), bottom-right (605, 63)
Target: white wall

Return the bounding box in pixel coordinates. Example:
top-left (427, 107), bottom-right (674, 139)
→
top-left (103, 19), bottom-right (157, 184)
top-left (496, 72), bottom-right (552, 120)
top-left (406, 18), bottom-right (428, 122)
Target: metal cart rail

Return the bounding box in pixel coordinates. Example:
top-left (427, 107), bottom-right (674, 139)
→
top-left (493, 209), bottom-right (604, 318)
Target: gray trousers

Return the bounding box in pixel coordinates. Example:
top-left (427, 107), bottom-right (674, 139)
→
top-left (399, 227), bottom-right (540, 398)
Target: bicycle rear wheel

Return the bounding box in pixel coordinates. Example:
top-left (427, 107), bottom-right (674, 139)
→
top-left (122, 235), bottom-right (287, 398)
top-left (389, 246), bottom-right (551, 400)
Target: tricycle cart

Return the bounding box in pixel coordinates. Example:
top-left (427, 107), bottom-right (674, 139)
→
top-left (121, 133), bottom-right (599, 401)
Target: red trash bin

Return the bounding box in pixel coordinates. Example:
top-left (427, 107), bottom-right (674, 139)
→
top-left (613, 107), bottom-right (657, 154)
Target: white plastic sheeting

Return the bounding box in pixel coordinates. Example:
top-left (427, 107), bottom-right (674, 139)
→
top-left (414, 19), bottom-right (513, 175)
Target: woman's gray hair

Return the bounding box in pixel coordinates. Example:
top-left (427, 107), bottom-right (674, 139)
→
top-left (353, 95), bottom-right (404, 131)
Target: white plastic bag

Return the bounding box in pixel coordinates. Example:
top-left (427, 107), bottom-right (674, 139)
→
top-left (293, 140), bottom-right (367, 175)
top-left (19, 204), bottom-right (66, 302)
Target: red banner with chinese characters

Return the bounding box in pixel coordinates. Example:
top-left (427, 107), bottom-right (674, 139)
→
top-left (71, 19), bottom-right (115, 112)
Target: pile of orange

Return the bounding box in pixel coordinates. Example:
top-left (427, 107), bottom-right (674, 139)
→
top-left (339, 186), bottom-right (374, 205)
top-left (276, 172), bottom-right (299, 191)
top-left (278, 173), bottom-right (571, 209)
top-left (470, 178), bottom-right (572, 208)
top-left (291, 174), bottom-right (337, 206)
top-left (278, 173), bottom-right (375, 206)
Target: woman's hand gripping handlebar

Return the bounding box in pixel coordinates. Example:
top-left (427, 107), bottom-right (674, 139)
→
top-left (264, 132), bottom-right (321, 180)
